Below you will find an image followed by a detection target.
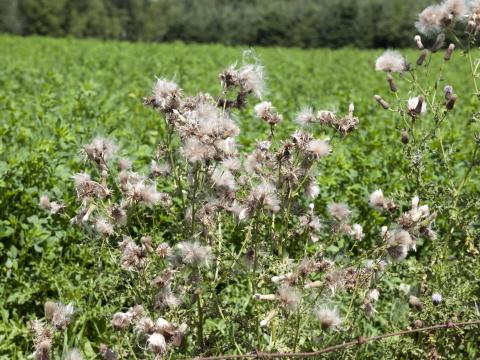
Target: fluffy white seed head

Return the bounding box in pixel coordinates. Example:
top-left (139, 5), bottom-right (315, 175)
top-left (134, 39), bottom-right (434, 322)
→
top-left (211, 168), bottom-right (236, 191)
top-left (415, 4), bottom-right (450, 35)
top-left (327, 202), bottom-right (351, 222)
top-left (367, 289), bottom-right (380, 302)
top-left (306, 139), bottom-right (330, 158)
top-left (238, 63), bottom-right (265, 98)
top-left (351, 224), bottom-right (365, 241)
top-left (278, 286), bottom-right (302, 311)
top-left (295, 107), bottom-right (316, 127)
top-left (375, 50), bottom-right (407, 73)
top-left (254, 101), bottom-right (273, 119)
top-left (95, 218), bottom-right (114, 236)
top-left (315, 306), bottom-right (342, 330)
top-left (177, 242), bottom-right (212, 267)
top-left (369, 189), bottom-right (385, 209)
top-left (408, 97), bottom-right (427, 114)
top-left (399, 283), bottom-right (411, 295)
top-left (148, 333), bottom-right (167, 354)
top-left (63, 348), bottom-right (83, 360)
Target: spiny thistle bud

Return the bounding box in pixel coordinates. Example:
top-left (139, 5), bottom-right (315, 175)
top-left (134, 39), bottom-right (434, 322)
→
top-left (431, 33), bottom-right (445, 53)
top-left (387, 73), bottom-right (397, 92)
top-left (414, 35), bottom-right (424, 49)
top-left (260, 310), bottom-right (278, 327)
top-left (253, 294), bottom-right (277, 301)
top-left (44, 301), bottom-right (56, 321)
top-left (444, 43), bottom-right (455, 61)
top-left (401, 131), bottom-right (409, 144)
top-left (304, 280), bottom-right (322, 289)
top-left (363, 300), bottom-right (377, 318)
top-left (409, 295), bottom-right (424, 310)
top-left (348, 103), bottom-right (355, 114)
top-left (374, 94), bottom-right (390, 110)
top-left (444, 85), bottom-right (453, 100)
top-left (34, 339), bottom-right (52, 360)
top-left (414, 319), bottom-right (424, 328)
top-left (416, 49), bottom-right (428, 66)
top-left (446, 94), bottom-right (457, 110)
top-left (99, 344), bottom-right (118, 360)
top-left (431, 292), bottom-right (443, 305)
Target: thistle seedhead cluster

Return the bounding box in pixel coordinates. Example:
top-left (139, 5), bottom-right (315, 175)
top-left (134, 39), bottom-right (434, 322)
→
top-left (415, 0), bottom-right (467, 35)
top-left (374, 193), bottom-right (436, 262)
top-left (30, 301), bottom-right (75, 360)
top-left (296, 105), bottom-right (360, 135)
top-left (39, 194), bottom-right (65, 214)
top-left (112, 310), bottom-right (187, 356)
top-left (36, 34), bottom-right (475, 356)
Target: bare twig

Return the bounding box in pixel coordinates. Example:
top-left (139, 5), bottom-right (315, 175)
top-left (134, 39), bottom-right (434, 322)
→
top-left (192, 319), bottom-right (480, 360)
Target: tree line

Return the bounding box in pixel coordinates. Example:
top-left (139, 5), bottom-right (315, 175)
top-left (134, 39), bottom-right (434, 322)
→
top-left (0, 0), bottom-right (433, 48)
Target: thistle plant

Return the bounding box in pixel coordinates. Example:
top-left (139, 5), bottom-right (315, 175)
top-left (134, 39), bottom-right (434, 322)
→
top-left (32, 2), bottom-right (480, 358)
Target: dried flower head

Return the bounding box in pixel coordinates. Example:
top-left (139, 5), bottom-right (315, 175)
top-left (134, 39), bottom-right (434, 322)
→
top-left (152, 78), bottom-right (181, 112)
top-left (83, 137), bottom-right (118, 168)
top-left (156, 243), bottom-right (171, 259)
top-left (238, 63), bottom-right (265, 98)
top-left (408, 96), bottom-right (427, 115)
top-left (327, 202), bottom-right (351, 222)
top-left (254, 101), bottom-right (282, 125)
top-left (367, 289), bottom-right (380, 302)
top-left (375, 50), bottom-right (407, 73)
top-left (409, 295), bottom-right (424, 310)
top-left (247, 181), bottom-right (280, 213)
top-left (399, 283), bottom-right (411, 295)
top-left (386, 230), bottom-right (414, 262)
top-left (444, 0), bottom-right (466, 17)
top-left (99, 344), bottom-right (118, 360)
top-left (278, 286), bottom-right (302, 311)
top-left (50, 302), bottom-right (75, 330)
top-left (136, 317), bottom-right (156, 335)
top-left (111, 312), bottom-right (131, 330)
top-left (95, 218), bottom-right (114, 236)
top-left (177, 242), bottom-right (212, 267)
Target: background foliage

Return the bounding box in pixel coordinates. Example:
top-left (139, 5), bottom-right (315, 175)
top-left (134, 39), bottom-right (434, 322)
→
top-left (0, 0), bottom-right (436, 48)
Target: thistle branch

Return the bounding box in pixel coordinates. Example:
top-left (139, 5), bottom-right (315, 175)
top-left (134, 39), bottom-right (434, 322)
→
top-left (193, 319), bottom-right (480, 360)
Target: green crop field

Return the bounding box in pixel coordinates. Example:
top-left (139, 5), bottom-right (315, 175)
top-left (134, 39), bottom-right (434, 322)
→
top-left (1, 35), bottom-right (480, 359)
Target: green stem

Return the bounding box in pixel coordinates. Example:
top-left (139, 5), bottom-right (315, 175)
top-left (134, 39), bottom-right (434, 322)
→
top-left (197, 290), bottom-right (205, 352)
